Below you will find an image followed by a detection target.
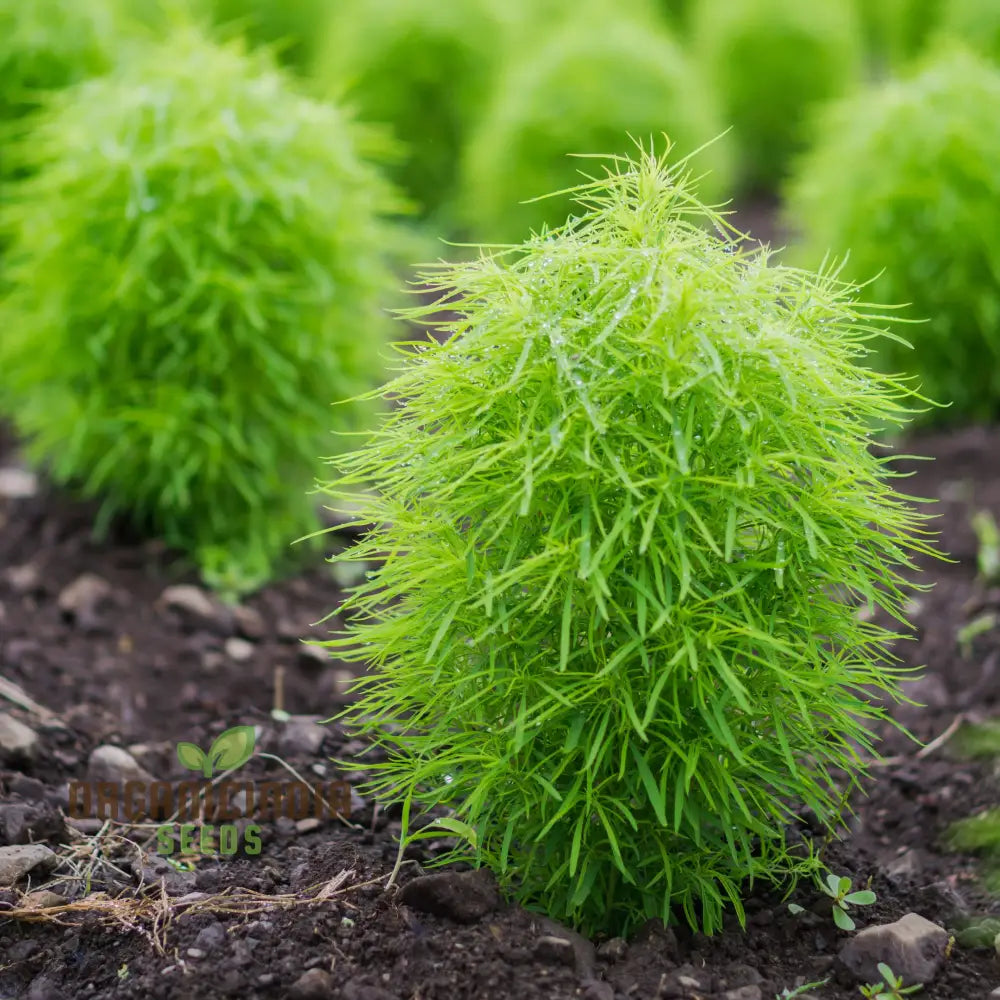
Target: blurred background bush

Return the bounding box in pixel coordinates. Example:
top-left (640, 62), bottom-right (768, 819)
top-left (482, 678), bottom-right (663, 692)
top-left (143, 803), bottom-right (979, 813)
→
top-left (2, 0), bottom-right (999, 590)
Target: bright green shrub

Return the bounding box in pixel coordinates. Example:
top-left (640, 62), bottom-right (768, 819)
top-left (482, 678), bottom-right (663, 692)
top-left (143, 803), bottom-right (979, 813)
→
top-left (457, 16), bottom-right (733, 243)
top-left (206, 0), bottom-right (329, 73)
top-left (312, 0), bottom-right (517, 218)
top-left (854, 0), bottom-right (945, 73)
top-left (693, 0), bottom-right (864, 192)
top-left (787, 46), bottom-right (1000, 426)
top-left (937, 0), bottom-right (1000, 64)
top-left (0, 25), bottom-right (404, 594)
top-left (0, 0), bottom-right (123, 121)
top-left (325, 146), bottom-right (933, 936)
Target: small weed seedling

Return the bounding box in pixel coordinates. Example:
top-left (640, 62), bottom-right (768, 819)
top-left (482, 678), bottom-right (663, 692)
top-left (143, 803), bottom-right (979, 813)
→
top-left (972, 510), bottom-right (1000, 582)
top-left (821, 872), bottom-right (876, 931)
top-left (859, 963), bottom-right (922, 999)
top-left (789, 872), bottom-right (876, 930)
top-left (956, 611), bottom-right (998, 659)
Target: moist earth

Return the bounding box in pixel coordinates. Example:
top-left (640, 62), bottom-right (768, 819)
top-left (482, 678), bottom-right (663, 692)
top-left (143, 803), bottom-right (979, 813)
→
top-left (2, 416), bottom-right (1000, 1000)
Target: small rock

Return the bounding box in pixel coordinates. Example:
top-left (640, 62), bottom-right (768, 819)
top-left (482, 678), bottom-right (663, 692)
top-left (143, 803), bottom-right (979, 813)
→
top-left (883, 848), bottom-right (922, 884)
top-left (0, 844), bottom-right (57, 886)
top-left (57, 573), bottom-right (113, 628)
top-left (0, 467), bottom-right (37, 499)
top-left (87, 745), bottom-right (156, 786)
top-left (838, 912), bottom-right (949, 986)
top-left (296, 818), bottom-right (321, 834)
top-left (4, 562), bottom-right (41, 594)
top-left (399, 868), bottom-right (500, 923)
top-left (278, 716), bottom-right (327, 756)
top-left (340, 982), bottom-right (396, 1000)
top-left (539, 917), bottom-right (596, 976)
top-left (232, 604), bottom-right (266, 639)
top-left (288, 968), bottom-right (334, 999)
top-left (22, 890), bottom-right (65, 909)
top-left (916, 880), bottom-right (969, 922)
top-left (721, 964), bottom-right (764, 989)
top-left (580, 980), bottom-right (615, 1000)
top-left (534, 935), bottom-right (576, 967)
top-left (0, 801), bottom-right (65, 845)
top-left (224, 637), bottom-right (255, 662)
top-left (138, 859), bottom-right (197, 896)
top-left (276, 618), bottom-right (302, 642)
top-left (186, 947), bottom-right (206, 959)
top-left (160, 585), bottom-right (233, 635)
top-left (27, 974), bottom-right (62, 1000)
top-left (298, 643), bottom-right (329, 670)
top-left (721, 988), bottom-right (762, 1000)
top-left (988, 988), bottom-right (1000, 999)
top-left (658, 966), bottom-right (713, 998)
top-left (193, 922), bottom-right (226, 951)
top-left (597, 937), bottom-right (628, 962)
top-left (0, 712), bottom-right (39, 765)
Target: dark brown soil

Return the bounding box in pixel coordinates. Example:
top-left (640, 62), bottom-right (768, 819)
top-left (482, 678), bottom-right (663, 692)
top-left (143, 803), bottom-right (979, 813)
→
top-left (2, 416), bottom-right (1000, 1000)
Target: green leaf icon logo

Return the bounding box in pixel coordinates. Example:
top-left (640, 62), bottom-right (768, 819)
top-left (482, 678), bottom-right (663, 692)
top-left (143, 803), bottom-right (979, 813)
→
top-left (176, 725), bottom-right (256, 778)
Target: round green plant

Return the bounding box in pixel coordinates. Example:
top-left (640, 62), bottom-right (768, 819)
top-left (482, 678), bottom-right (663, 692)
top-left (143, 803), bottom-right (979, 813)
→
top-left (205, 0), bottom-right (329, 74)
top-left (787, 45), bottom-right (1000, 426)
top-left (0, 24), bottom-right (404, 594)
top-left (457, 15), bottom-right (733, 243)
top-left (692, 0), bottom-right (864, 191)
top-left (312, 0), bottom-right (516, 219)
top-left (937, 0), bottom-right (1000, 65)
top-left (0, 0), bottom-right (124, 122)
top-left (325, 146), bottom-right (933, 935)
top-left (853, 0), bottom-right (945, 73)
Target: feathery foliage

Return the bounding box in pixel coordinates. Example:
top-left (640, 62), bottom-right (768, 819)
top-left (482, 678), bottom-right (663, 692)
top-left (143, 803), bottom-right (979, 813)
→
top-left (205, 0), bottom-right (329, 73)
top-left (324, 145), bottom-right (934, 935)
top-left (853, 0), bottom-right (945, 73)
top-left (692, 0), bottom-right (863, 191)
top-left (457, 16), bottom-right (733, 243)
top-left (0, 25), bottom-right (404, 594)
top-left (787, 45), bottom-right (1000, 426)
top-left (0, 0), bottom-right (122, 122)
top-left (312, 0), bottom-right (515, 218)
top-left (938, 0), bottom-right (1000, 65)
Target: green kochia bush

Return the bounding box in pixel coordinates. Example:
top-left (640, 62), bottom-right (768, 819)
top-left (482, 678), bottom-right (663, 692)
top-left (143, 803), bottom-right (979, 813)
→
top-left (206, 0), bottom-right (329, 73)
top-left (692, 0), bottom-right (863, 191)
top-left (938, 0), bottom-right (1000, 64)
top-left (325, 147), bottom-right (933, 935)
top-left (787, 46), bottom-right (1000, 426)
top-left (0, 26), bottom-right (403, 594)
top-left (853, 0), bottom-right (945, 72)
top-left (458, 16), bottom-right (733, 243)
top-left (313, 0), bottom-right (514, 219)
top-left (0, 0), bottom-right (122, 121)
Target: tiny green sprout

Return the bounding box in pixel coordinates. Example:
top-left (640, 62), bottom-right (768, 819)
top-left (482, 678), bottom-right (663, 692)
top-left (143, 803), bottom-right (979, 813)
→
top-left (972, 510), bottom-right (1000, 583)
top-left (859, 962), bottom-right (923, 999)
top-left (776, 978), bottom-right (830, 999)
top-left (117, 964), bottom-right (129, 982)
top-left (820, 872), bottom-right (877, 931)
top-left (956, 612), bottom-right (998, 659)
